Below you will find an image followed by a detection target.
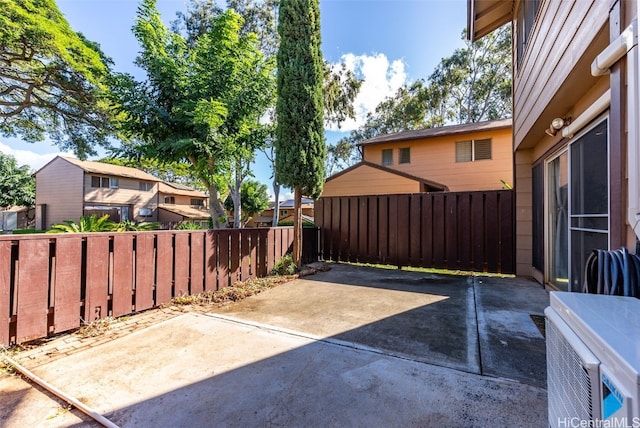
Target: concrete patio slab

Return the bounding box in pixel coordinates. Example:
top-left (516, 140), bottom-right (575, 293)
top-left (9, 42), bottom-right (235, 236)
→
top-left (0, 263), bottom-right (550, 427)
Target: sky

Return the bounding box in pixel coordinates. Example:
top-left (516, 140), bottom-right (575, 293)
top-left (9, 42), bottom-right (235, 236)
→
top-left (1, 0), bottom-right (469, 199)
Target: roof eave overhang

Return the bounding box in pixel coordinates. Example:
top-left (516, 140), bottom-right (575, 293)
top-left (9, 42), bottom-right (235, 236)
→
top-left (468, 0), bottom-right (513, 42)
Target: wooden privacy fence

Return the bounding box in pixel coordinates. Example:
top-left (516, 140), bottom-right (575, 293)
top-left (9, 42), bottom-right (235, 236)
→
top-left (0, 227), bottom-right (319, 346)
top-left (315, 190), bottom-right (514, 274)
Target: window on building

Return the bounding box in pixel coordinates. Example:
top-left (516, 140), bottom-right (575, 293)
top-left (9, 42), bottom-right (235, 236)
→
top-left (91, 175), bottom-right (119, 189)
top-left (139, 182), bottom-right (153, 191)
top-left (164, 196), bottom-right (175, 204)
top-left (516, 0), bottom-right (541, 69)
top-left (191, 198), bottom-right (204, 207)
top-left (455, 139), bottom-right (492, 162)
top-left (399, 147), bottom-right (410, 164)
top-left (382, 149), bottom-right (393, 166)
top-left (139, 207), bottom-right (153, 217)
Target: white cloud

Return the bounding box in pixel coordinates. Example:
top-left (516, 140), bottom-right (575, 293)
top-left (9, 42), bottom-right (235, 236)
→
top-left (326, 53), bottom-right (407, 132)
top-left (0, 142), bottom-right (71, 172)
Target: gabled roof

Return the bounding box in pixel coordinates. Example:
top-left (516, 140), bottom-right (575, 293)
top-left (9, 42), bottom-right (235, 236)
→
top-left (39, 156), bottom-right (161, 182)
top-left (325, 161), bottom-right (449, 191)
top-left (158, 204), bottom-right (211, 220)
top-left (467, 0), bottom-right (513, 42)
top-left (279, 198), bottom-right (314, 208)
top-left (158, 182), bottom-right (207, 198)
top-left (357, 118), bottom-right (512, 147)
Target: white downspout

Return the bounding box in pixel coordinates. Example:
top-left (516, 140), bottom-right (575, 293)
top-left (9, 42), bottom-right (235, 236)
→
top-left (590, 19), bottom-right (639, 239)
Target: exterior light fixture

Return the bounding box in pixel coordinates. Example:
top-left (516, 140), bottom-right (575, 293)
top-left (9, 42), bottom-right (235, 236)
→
top-left (545, 117), bottom-right (572, 137)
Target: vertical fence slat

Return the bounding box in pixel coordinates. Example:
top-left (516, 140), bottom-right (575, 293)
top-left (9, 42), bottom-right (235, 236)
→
top-left (112, 234), bottom-right (133, 317)
top-left (85, 235), bottom-right (110, 322)
top-left (339, 197), bottom-right (350, 261)
top-left (0, 242), bottom-right (11, 345)
top-left (421, 195), bottom-right (433, 267)
top-left (16, 240), bottom-right (50, 342)
top-left (349, 198), bottom-right (359, 262)
top-left (321, 198), bottom-right (331, 260)
top-left (432, 193), bottom-right (446, 268)
top-left (331, 198), bottom-right (340, 261)
top-left (241, 231), bottom-right (251, 281)
top-left (471, 192), bottom-right (486, 271)
top-left (388, 195), bottom-right (399, 265)
top-left (378, 196), bottom-right (389, 265)
top-left (257, 229), bottom-right (268, 277)
top-left (409, 194), bottom-right (422, 266)
top-left (135, 233), bottom-right (155, 311)
top-left (229, 231), bottom-right (240, 286)
top-left (358, 197), bottom-right (368, 261)
top-left (457, 194), bottom-right (472, 271)
top-left (397, 194), bottom-right (410, 267)
top-left (155, 233), bottom-right (173, 304)
top-left (367, 196), bottom-right (378, 264)
top-left (218, 230), bottom-right (230, 288)
top-left (190, 232), bottom-right (204, 294)
top-left (174, 233), bottom-right (190, 296)
top-left (205, 231), bottom-right (218, 290)
top-left (266, 228), bottom-right (276, 273)
top-left (485, 191), bottom-right (499, 272)
top-left (53, 237), bottom-right (82, 333)
top-left (249, 231), bottom-right (258, 279)
top-left (446, 194), bottom-right (458, 270)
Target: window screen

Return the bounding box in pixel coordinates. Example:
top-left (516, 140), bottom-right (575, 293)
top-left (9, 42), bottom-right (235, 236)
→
top-left (139, 182), bottom-right (153, 191)
top-left (382, 149), bottom-right (393, 166)
top-left (399, 147), bottom-right (410, 164)
top-left (474, 139), bottom-right (492, 160)
top-left (164, 196), bottom-right (175, 204)
top-left (456, 141), bottom-right (472, 162)
top-left (191, 199), bottom-right (204, 206)
top-left (91, 176), bottom-right (101, 188)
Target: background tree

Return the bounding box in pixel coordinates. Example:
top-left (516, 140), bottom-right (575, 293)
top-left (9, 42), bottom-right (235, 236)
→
top-left (276, 0), bottom-right (325, 267)
top-left (0, 152), bottom-right (35, 208)
top-left (326, 25), bottom-right (511, 173)
top-left (0, 0), bottom-right (115, 158)
top-left (111, 0), bottom-right (275, 227)
top-left (224, 179), bottom-right (270, 227)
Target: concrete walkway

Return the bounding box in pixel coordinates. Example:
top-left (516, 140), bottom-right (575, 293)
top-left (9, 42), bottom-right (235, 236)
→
top-left (0, 263), bottom-right (549, 427)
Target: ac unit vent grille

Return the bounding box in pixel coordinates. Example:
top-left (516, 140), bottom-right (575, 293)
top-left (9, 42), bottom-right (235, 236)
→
top-left (546, 317), bottom-right (594, 424)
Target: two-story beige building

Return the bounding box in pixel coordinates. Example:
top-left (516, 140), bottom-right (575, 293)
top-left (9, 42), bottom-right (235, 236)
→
top-left (322, 118), bottom-right (513, 197)
top-left (34, 156), bottom-right (209, 230)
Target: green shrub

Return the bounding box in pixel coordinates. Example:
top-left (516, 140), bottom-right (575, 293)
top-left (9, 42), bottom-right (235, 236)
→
top-left (272, 253), bottom-right (297, 275)
top-left (276, 221), bottom-right (315, 227)
top-left (177, 222), bottom-right (202, 230)
top-left (11, 229), bottom-right (38, 234)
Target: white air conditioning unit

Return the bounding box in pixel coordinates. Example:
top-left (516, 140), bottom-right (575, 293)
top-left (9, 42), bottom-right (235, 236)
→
top-left (545, 292), bottom-right (640, 428)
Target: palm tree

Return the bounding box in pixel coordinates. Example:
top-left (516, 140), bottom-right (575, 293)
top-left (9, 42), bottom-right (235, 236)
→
top-left (47, 215), bottom-right (117, 233)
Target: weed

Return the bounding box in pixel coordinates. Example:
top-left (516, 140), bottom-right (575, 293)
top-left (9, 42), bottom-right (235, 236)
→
top-left (77, 317), bottom-right (115, 338)
top-left (272, 254), bottom-right (297, 275)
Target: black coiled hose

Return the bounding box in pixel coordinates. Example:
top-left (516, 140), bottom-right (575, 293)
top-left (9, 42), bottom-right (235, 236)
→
top-left (582, 248), bottom-right (640, 297)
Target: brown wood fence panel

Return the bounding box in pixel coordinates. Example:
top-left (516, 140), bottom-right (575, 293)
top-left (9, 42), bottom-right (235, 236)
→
top-left (112, 235), bottom-right (133, 317)
top-left (135, 233), bottom-right (155, 311)
top-left (190, 232), bottom-right (204, 294)
top-left (317, 190), bottom-right (514, 274)
top-left (174, 233), bottom-right (190, 296)
top-left (0, 242), bottom-right (11, 345)
top-left (16, 240), bottom-right (49, 343)
top-left (85, 235), bottom-right (109, 322)
top-left (155, 233), bottom-right (173, 303)
top-left (0, 227), bottom-right (313, 346)
top-left (54, 237), bottom-right (82, 333)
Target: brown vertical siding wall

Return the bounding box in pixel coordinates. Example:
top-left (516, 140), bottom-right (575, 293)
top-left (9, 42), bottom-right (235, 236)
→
top-left (316, 190), bottom-right (514, 274)
top-left (0, 227), bottom-right (318, 346)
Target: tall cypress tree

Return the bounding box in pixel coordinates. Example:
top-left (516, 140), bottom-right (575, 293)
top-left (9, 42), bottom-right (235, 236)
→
top-left (275, 0), bottom-right (325, 266)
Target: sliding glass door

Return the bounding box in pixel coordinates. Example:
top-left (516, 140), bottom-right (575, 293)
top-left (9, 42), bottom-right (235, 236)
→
top-left (547, 150), bottom-right (569, 290)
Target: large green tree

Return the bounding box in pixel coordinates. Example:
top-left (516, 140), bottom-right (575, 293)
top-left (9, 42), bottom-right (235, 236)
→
top-left (0, 152), bottom-right (35, 208)
top-left (0, 0), bottom-right (114, 158)
top-left (224, 179), bottom-right (270, 227)
top-left (111, 0), bottom-right (275, 227)
top-left (276, 0), bottom-right (325, 266)
top-left (327, 25), bottom-right (511, 173)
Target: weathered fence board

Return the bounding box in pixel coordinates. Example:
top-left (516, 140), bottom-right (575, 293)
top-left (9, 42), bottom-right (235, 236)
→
top-left (316, 190), bottom-right (514, 274)
top-left (0, 227), bottom-right (315, 346)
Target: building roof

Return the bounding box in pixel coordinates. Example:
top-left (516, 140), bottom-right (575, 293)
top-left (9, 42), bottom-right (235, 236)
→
top-left (357, 118), bottom-right (512, 147)
top-left (325, 161), bottom-right (449, 192)
top-left (279, 198), bottom-right (314, 208)
top-left (158, 204), bottom-right (211, 220)
top-left (158, 182), bottom-right (207, 198)
top-left (467, 0), bottom-right (513, 42)
top-left (43, 156), bottom-right (161, 182)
